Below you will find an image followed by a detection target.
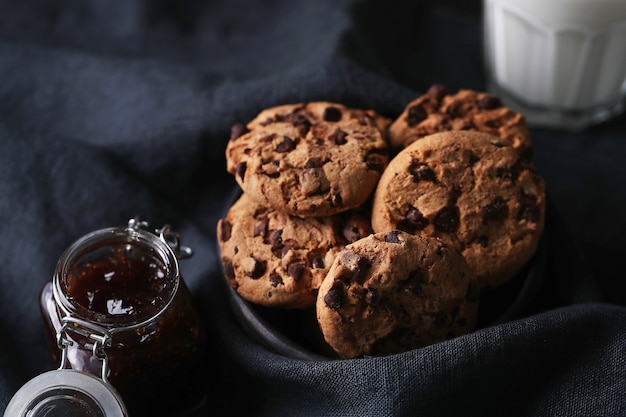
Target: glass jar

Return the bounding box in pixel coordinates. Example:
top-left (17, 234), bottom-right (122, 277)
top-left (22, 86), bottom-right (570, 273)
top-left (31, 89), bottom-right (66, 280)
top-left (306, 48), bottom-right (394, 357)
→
top-left (8, 218), bottom-right (208, 416)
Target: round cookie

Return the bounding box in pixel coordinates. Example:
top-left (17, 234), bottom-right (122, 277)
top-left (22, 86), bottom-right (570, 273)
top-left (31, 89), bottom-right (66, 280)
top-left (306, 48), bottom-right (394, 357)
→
top-left (316, 230), bottom-right (478, 359)
top-left (371, 130), bottom-right (545, 288)
top-left (226, 102), bottom-right (390, 217)
top-left (217, 193), bottom-right (373, 309)
top-left (389, 85), bottom-right (532, 158)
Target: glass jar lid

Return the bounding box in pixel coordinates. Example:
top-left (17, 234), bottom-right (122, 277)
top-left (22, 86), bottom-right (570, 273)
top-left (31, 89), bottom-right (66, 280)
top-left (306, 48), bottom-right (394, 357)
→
top-left (4, 370), bottom-right (128, 417)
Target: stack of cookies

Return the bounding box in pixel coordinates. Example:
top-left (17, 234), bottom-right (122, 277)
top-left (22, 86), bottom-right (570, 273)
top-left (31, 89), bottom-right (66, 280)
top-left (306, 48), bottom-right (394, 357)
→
top-left (218, 102), bottom-right (389, 310)
top-left (217, 86), bottom-right (546, 359)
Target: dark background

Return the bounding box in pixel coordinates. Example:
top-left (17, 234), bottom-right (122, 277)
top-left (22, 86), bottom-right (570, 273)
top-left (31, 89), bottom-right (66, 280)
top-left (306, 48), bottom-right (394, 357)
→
top-left (1, 0), bottom-right (625, 416)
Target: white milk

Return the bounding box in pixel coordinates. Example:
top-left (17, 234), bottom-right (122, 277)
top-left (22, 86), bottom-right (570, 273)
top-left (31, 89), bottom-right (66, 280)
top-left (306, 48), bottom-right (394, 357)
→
top-left (483, 0), bottom-right (626, 128)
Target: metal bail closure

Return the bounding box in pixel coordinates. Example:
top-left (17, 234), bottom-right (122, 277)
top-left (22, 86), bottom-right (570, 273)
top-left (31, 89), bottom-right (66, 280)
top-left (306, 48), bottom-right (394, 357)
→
top-left (3, 370), bottom-right (128, 417)
top-left (127, 216), bottom-right (193, 259)
top-left (4, 317), bottom-right (128, 417)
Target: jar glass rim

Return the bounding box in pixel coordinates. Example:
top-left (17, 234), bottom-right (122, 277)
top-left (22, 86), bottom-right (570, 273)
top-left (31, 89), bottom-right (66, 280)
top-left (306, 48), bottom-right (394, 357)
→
top-left (52, 226), bottom-right (180, 329)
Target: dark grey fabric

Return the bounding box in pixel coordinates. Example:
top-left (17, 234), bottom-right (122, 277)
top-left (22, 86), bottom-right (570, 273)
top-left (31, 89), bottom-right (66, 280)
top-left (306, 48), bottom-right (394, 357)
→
top-left (1, 1), bottom-right (625, 416)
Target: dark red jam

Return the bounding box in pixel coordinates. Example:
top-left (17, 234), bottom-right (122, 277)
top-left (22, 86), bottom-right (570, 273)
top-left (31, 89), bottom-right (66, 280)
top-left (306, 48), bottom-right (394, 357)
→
top-left (40, 229), bottom-right (208, 417)
top-left (64, 244), bottom-right (172, 321)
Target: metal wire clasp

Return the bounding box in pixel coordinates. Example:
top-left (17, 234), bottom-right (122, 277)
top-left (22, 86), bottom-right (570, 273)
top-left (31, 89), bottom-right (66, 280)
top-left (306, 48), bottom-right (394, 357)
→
top-left (56, 317), bottom-right (113, 384)
top-left (127, 217), bottom-right (193, 259)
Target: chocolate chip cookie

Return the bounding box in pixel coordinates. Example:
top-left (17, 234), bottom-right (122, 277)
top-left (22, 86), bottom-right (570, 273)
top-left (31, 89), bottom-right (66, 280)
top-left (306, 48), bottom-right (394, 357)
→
top-left (217, 193), bottom-right (373, 309)
top-left (226, 102), bottom-right (390, 217)
top-left (316, 230), bottom-right (478, 359)
top-left (371, 130), bottom-right (545, 288)
top-left (389, 85), bottom-right (532, 158)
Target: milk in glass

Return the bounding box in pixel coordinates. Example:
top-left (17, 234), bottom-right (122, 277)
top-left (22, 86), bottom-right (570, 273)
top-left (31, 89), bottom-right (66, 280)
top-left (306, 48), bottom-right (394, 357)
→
top-left (483, 0), bottom-right (626, 129)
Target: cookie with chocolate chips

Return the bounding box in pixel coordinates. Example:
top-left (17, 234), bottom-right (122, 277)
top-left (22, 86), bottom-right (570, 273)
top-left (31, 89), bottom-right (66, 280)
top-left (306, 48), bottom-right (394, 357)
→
top-left (389, 85), bottom-right (532, 158)
top-left (371, 130), bottom-right (545, 288)
top-left (217, 193), bottom-right (373, 309)
top-left (226, 102), bottom-right (390, 217)
top-left (316, 230), bottom-right (478, 359)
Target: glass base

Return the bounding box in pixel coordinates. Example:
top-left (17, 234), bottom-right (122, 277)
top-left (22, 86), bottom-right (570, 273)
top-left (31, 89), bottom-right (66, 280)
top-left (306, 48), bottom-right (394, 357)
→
top-left (487, 80), bottom-right (626, 131)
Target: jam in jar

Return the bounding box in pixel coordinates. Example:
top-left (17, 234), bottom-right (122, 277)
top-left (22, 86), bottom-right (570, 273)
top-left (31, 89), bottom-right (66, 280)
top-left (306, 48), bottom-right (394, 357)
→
top-left (39, 218), bottom-right (208, 416)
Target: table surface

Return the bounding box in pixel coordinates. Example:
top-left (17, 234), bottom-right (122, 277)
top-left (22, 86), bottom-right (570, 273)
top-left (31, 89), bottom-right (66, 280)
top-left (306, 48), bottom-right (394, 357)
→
top-left (1, 1), bottom-right (625, 416)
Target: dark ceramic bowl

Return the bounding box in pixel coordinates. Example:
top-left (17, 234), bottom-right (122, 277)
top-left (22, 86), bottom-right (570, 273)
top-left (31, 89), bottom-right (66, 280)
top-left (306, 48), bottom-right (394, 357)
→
top-left (221, 187), bottom-right (549, 360)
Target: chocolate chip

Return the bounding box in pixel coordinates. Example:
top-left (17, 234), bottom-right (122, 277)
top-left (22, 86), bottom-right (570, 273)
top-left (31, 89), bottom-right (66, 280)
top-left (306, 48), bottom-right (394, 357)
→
top-left (253, 207), bottom-right (268, 217)
top-left (357, 114), bottom-right (369, 126)
top-left (311, 256), bottom-right (325, 269)
top-left (522, 192), bottom-right (538, 204)
top-left (448, 186), bottom-right (461, 204)
top-left (518, 191), bottom-right (540, 223)
top-left (286, 113), bottom-right (312, 135)
top-left (409, 162), bottom-right (436, 182)
top-left (384, 230), bottom-right (403, 243)
top-left (427, 84), bottom-right (449, 101)
top-left (485, 119), bottom-right (502, 129)
top-left (287, 263), bottom-right (305, 281)
top-left (477, 95), bottom-right (502, 110)
top-left (276, 136), bottom-right (296, 152)
top-left (402, 269), bottom-right (424, 295)
top-left (269, 229), bottom-right (283, 252)
top-left (324, 285), bottom-right (344, 310)
top-left (229, 123), bottom-right (249, 141)
top-left (496, 165), bottom-right (519, 181)
top-left (253, 217), bottom-right (268, 238)
top-left (446, 101), bottom-right (467, 118)
top-left (219, 220), bottom-right (232, 242)
top-left (343, 224), bottom-right (361, 243)
top-left (483, 196), bottom-right (508, 222)
top-left (518, 205), bottom-right (540, 223)
top-left (406, 206), bottom-right (426, 224)
top-left (260, 134), bottom-right (274, 143)
top-left (305, 158), bottom-right (322, 168)
top-left (352, 257), bottom-right (371, 284)
top-left (496, 167), bottom-right (513, 180)
top-left (398, 206), bottom-right (429, 233)
top-left (281, 242), bottom-right (294, 258)
top-left (223, 260), bottom-right (235, 281)
top-left (246, 258), bottom-right (266, 279)
top-left (406, 105), bottom-right (427, 127)
top-left (269, 273), bottom-right (283, 287)
top-left (469, 152), bottom-right (480, 165)
top-left (300, 167), bottom-right (330, 196)
top-left (434, 206), bottom-right (460, 233)
top-left (329, 129), bottom-right (348, 145)
top-left (323, 106), bottom-right (342, 122)
top-left (235, 162), bottom-right (247, 181)
top-left (340, 250), bottom-right (371, 284)
top-left (329, 193), bottom-right (343, 208)
top-left (365, 152), bottom-right (386, 172)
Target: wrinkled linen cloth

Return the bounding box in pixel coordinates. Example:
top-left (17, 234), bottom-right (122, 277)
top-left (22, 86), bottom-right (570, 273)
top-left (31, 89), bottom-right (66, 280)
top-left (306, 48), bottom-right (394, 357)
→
top-left (1, 1), bottom-right (625, 416)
